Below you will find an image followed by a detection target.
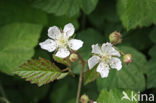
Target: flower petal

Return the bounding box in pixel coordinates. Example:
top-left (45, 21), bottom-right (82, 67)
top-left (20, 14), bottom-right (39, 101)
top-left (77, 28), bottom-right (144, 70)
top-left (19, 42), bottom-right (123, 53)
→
top-left (55, 47), bottom-right (70, 58)
top-left (96, 62), bottom-right (110, 78)
top-left (91, 44), bottom-right (102, 55)
top-left (109, 57), bottom-right (122, 71)
top-left (101, 42), bottom-right (120, 57)
top-left (88, 56), bottom-right (100, 69)
top-left (68, 39), bottom-right (83, 50)
top-left (63, 23), bottom-right (75, 37)
top-left (39, 39), bottom-right (57, 52)
top-left (48, 26), bottom-right (61, 39)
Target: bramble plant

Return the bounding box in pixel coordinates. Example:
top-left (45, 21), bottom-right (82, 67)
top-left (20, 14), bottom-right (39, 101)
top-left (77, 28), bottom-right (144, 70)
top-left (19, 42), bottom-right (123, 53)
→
top-left (1, 0), bottom-right (156, 103)
top-left (15, 23), bottom-right (132, 103)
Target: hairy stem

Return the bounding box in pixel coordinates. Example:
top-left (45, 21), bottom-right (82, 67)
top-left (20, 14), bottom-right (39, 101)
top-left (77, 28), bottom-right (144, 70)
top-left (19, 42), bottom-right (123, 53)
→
top-left (76, 54), bottom-right (85, 103)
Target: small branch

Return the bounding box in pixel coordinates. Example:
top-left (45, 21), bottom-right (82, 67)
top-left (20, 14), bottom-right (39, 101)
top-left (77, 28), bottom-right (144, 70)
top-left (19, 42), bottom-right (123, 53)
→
top-left (76, 53), bottom-right (85, 103)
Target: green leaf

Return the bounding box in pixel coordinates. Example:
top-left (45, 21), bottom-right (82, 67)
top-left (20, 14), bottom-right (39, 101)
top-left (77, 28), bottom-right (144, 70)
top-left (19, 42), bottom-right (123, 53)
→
top-left (97, 89), bottom-right (138, 103)
top-left (29, 0), bottom-right (98, 17)
top-left (0, 72), bottom-right (50, 103)
top-left (149, 27), bottom-right (156, 43)
top-left (0, 23), bottom-right (42, 75)
top-left (15, 57), bottom-right (68, 86)
top-left (97, 46), bottom-right (146, 91)
top-left (84, 66), bottom-right (99, 85)
top-left (146, 45), bottom-right (156, 88)
top-left (146, 60), bottom-right (156, 88)
top-left (117, 0), bottom-right (156, 30)
top-left (72, 28), bottom-right (104, 74)
top-left (0, 0), bottom-right (47, 26)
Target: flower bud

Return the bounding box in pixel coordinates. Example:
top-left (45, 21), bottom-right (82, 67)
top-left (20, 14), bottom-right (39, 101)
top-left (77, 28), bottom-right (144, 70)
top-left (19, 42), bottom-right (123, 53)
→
top-left (69, 53), bottom-right (78, 62)
top-left (123, 54), bottom-right (132, 64)
top-left (109, 31), bottom-right (122, 45)
top-left (80, 94), bottom-right (89, 103)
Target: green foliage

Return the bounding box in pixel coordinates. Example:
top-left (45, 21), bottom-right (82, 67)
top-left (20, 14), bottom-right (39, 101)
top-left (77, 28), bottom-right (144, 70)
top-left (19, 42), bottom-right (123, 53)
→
top-left (146, 60), bottom-right (156, 88)
top-left (89, 0), bottom-right (120, 30)
top-left (97, 89), bottom-right (138, 103)
top-left (0, 23), bottom-right (42, 75)
top-left (123, 28), bottom-right (152, 50)
top-left (0, 73), bottom-right (50, 103)
top-left (0, 0), bottom-right (47, 26)
top-left (15, 57), bottom-right (68, 86)
top-left (97, 46), bottom-right (146, 91)
top-left (29, 0), bottom-right (98, 17)
top-left (117, 0), bottom-right (156, 30)
top-left (0, 0), bottom-right (156, 102)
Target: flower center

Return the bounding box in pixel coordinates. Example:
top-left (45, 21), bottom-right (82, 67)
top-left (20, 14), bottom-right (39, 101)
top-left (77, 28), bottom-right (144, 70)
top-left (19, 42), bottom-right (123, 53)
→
top-left (57, 34), bottom-right (68, 47)
top-left (101, 53), bottom-right (111, 63)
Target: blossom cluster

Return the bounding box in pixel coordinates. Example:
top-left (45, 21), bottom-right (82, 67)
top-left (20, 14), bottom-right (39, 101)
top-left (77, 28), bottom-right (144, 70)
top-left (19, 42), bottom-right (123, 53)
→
top-left (39, 23), bottom-right (123, 78)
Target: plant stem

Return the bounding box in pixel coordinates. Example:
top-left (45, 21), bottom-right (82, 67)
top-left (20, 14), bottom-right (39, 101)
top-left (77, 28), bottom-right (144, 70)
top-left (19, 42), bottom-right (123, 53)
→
top-left (0, 84), bottom-right (10, 103)
top-left (0, 84), bottom-right (6, 98)
top-left (0, 97), bottom-right (10, 103)
top-left (76, 54), bottom-right (85, 103)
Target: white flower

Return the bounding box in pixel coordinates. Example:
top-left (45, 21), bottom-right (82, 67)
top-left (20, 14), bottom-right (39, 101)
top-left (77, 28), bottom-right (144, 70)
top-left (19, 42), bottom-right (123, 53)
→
top-left (88, 42), bottom-right (122, 78)
top-left (39, 23), bottom-right (83, 58)
top-left (93, 101), bottom-right (97, 103)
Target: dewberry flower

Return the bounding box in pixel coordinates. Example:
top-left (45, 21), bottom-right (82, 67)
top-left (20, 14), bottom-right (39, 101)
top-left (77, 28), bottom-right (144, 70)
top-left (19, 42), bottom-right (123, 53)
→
top-left (88, 43), bottom-right (122, 78)
top-left (39, 23), bottom-right (83, 58)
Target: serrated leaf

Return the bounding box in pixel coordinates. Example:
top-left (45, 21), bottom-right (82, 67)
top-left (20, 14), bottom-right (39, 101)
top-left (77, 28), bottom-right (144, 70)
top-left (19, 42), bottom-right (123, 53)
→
top-left (97, 89), bottom-right (138, 103)
top-left (0, 23), bottom-right (42, 75)
top-left (84, 66), bottom-right (99, 85)
top-left (29, 0), bottom-right (98, 17)
top-left (15, 57), bottom-right (68, 86)
top-left (97, 46), bottom-right (146, 91)
top-left (117, 0), bottom-right (156, 30)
